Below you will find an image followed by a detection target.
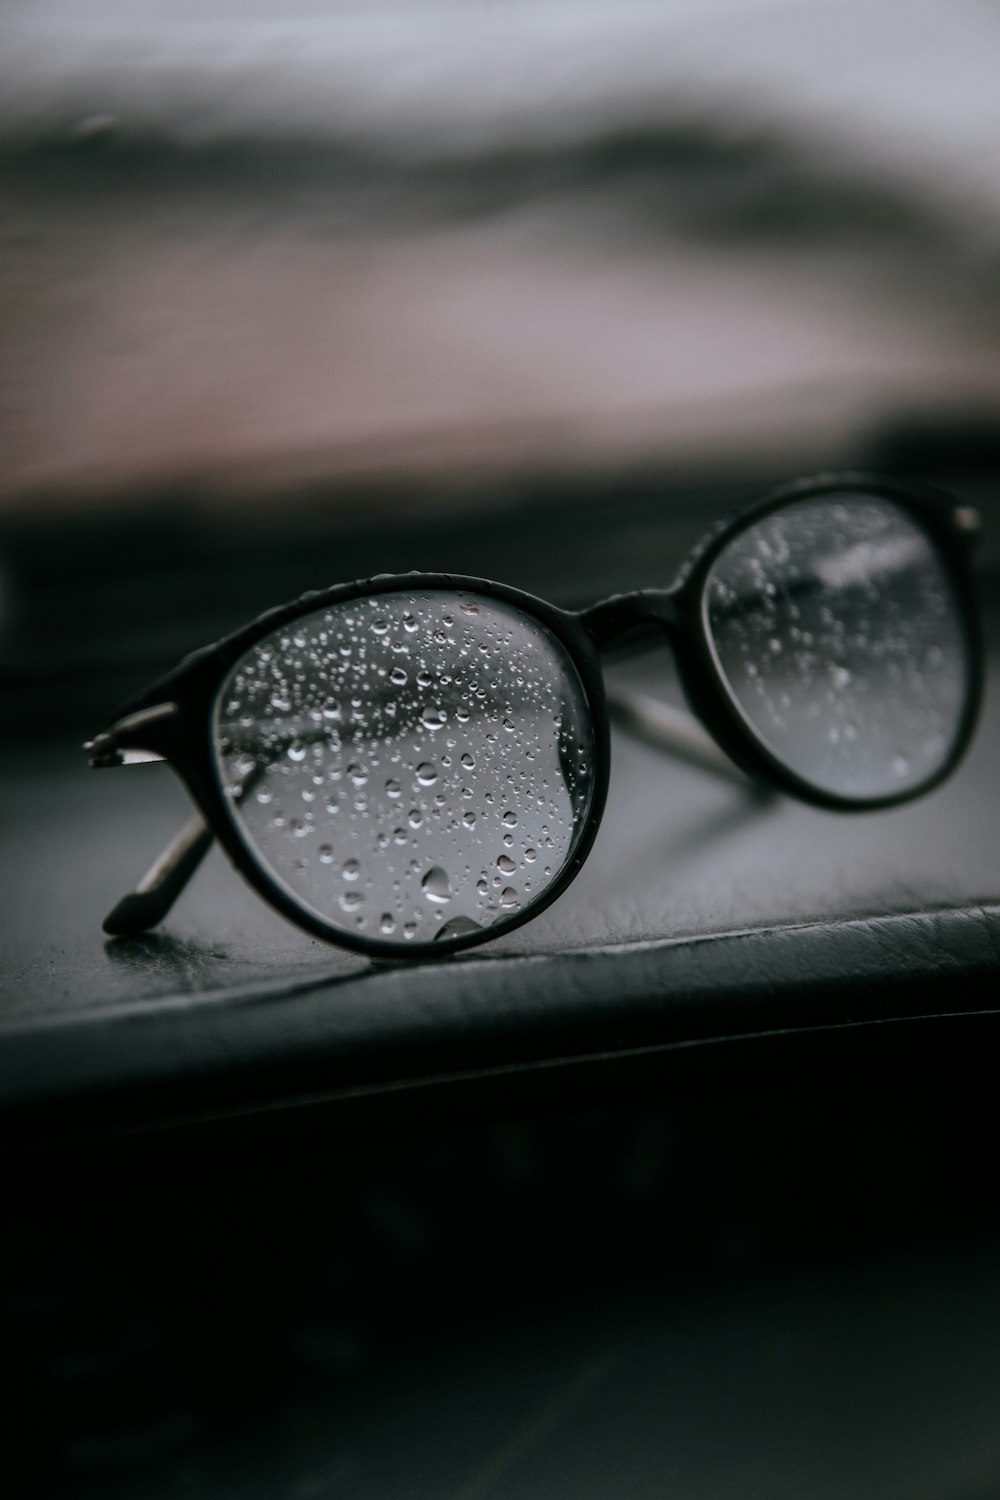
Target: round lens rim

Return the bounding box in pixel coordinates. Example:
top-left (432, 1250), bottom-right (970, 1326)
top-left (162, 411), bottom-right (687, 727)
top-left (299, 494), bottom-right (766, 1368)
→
top-left (674, 473), bottom-right (983, 812)
top-left (170, 573), bottom-right (611, 959)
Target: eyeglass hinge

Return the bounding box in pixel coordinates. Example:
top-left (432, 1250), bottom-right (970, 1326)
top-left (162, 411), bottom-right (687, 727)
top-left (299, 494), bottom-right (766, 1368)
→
top-left (84, 703), bottom-right (179, 767)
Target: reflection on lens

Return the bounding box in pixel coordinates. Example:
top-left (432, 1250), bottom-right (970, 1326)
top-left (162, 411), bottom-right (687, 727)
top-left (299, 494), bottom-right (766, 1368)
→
top-left (213, 590), bottom-right (594, 945)
top-left (704, 494), bottom-right (970, 800)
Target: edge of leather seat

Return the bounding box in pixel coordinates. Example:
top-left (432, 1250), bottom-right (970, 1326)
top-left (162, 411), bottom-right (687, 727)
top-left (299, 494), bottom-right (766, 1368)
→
top-left (2, 901), bottom-right (999, 1140)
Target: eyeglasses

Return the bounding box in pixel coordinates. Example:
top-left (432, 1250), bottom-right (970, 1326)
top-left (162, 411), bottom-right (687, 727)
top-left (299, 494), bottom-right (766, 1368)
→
top-left (86, 473), bottom-right (982, 959)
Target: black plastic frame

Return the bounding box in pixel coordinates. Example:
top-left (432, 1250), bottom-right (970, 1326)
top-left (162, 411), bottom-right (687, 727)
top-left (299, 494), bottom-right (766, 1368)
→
top-left (89, 471), bottom-right (983, 958)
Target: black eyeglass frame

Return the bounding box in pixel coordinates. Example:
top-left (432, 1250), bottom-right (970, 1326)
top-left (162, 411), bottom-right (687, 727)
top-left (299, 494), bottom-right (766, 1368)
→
top-left (88, 472), bottom-right (983, 960)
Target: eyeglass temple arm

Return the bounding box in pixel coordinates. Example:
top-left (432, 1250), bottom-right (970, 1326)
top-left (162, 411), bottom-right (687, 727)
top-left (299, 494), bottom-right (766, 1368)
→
top-left (102, 814), bottom-right (214, 937)
top-left (84, 705), bottom-right (214, 937)
top-left (605, 687), bottom-right (763, 790)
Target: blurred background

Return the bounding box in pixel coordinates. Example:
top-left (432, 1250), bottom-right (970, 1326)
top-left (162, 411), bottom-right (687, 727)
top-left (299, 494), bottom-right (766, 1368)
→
top-left (5, 4), bottom-right (1000, 1497)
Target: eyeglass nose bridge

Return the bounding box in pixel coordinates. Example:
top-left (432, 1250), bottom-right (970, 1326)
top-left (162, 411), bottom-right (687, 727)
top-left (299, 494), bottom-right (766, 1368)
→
top-left (581, 588), bottom-right (681, 650)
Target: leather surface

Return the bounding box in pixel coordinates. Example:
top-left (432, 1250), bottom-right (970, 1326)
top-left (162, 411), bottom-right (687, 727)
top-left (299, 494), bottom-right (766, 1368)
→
top-left (2, 618), bottom-right (999, 1138)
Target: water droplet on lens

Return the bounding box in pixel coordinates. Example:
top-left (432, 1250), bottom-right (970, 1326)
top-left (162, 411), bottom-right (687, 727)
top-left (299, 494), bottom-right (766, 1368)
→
top-left (339, 890), bottom-right (363, 912)
top-left (831, 665), bottom-right (852, 690)
top-left (403, 920), bottom-right (417, 939)
top-left (421, 866), bottom-right (451, 904)
top-left (892, 754), bottom-right (910, 778)
top-left (421, 708), bottom-right (447, 731)
top-left (288, 742), bottom-right (307, 762)
top-left (416, 762), bottom-right (437, 786)
top-left (500, 886), bottom-right (518, 908)
top-left (416, 670), bottom-right (432, 688)
top-left (524, 847), bottom-right (537, 862)
top-left (380, 913), bottom-right (395, 934)
top-left (463, 811), bottom-right (476, 828)
top-left (497, 854), bottom-right (516, 874)
top-left (372, 619), bottom-right (388, 635)
top-left (347, 763), bottom-right (368, 786)
top-left (319, 844), bottom-right (334, 863)
top-left (342, 858), bottom-right (360, 880)
top-left (408, 808), bottom-right (424, 828)
top-left (502, 810), bottom-right (517, 827)
top-left (385, 778), bottom-right (402, 798)
top-left (768, 638), bottom-right (783, 655)
top-left (390, 667), bottom-right (407, 686)
top-left (461, 752), bottom-right (475, 769)
top-left (403, 615), bottom-right (418, 633)
top-left (460, 602), bottom-right (480, 616)
top-left (270, 693), bottom-right (292, 713)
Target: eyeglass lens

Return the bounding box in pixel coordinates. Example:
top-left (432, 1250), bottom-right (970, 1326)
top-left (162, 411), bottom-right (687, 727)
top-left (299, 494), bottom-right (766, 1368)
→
top-left (704, 492), bottom-right (971, 800)
top-left (213, 591), bottom-right (595, 945)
